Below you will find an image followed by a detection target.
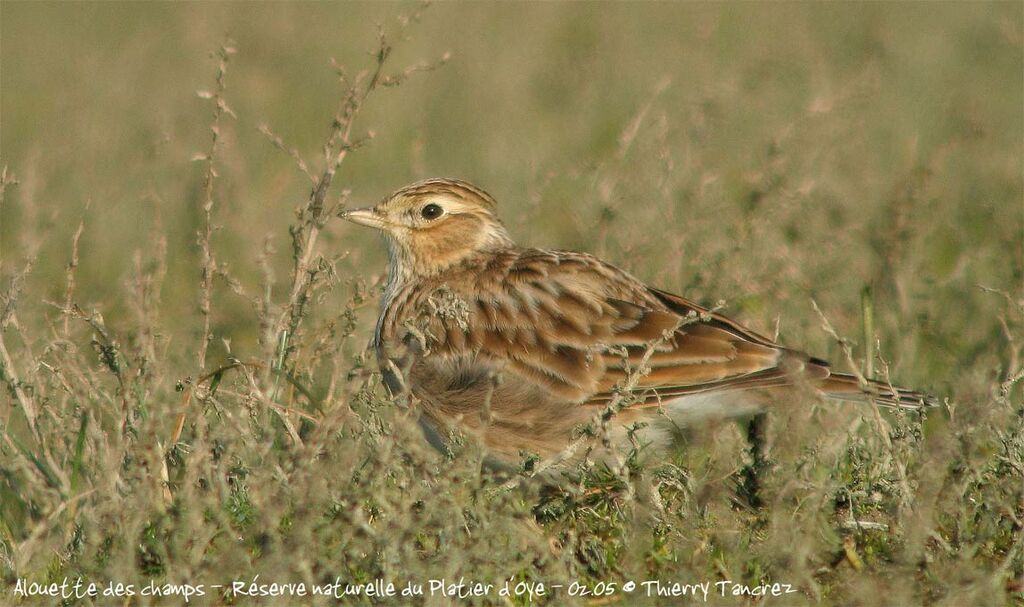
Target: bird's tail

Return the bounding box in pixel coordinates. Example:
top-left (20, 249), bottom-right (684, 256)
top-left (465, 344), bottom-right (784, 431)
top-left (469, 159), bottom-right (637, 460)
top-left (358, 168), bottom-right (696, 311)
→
top-left (821, 372), bottom-right (937, 410)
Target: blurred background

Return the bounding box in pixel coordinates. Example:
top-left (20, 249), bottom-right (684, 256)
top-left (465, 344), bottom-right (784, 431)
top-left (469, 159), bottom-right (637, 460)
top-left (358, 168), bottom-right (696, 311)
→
top-left (3, 4), bottom-right (1023, 602)
top-left (2, 0), bottom-right (1021, 395)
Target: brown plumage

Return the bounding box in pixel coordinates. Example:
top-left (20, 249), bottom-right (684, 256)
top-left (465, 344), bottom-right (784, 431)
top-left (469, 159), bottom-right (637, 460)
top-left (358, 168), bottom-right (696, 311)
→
top-left (340, 178), bottom-right (934, 467)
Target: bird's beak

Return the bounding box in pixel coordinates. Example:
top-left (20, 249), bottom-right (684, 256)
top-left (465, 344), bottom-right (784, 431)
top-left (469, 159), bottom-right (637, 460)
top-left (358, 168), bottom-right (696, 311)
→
top-left (338, 207), bottom-right (388, 230)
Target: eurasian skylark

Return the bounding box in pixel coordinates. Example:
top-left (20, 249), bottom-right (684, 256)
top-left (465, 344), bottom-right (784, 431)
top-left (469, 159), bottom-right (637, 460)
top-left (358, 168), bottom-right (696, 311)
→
top-left (341, 178), bottom-right (933, 469)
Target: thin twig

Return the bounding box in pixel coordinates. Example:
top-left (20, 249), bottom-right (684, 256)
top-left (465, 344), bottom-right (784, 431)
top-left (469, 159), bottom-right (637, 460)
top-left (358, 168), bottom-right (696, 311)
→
top-left (269, 16), bottom-right (446, 373)
top-left (169, 359), bottom-right (321, 446)
top-left (257, 124), bottom-right (316, 183)
top-left (0, 334), bottom-right (39, 440)
top-left (69, 304), bottom-right (131, 431)
top-left (0, 168), bottom-right (40, 440)
top-left (62, 200), bottom-right (90, 338)
top-left (811, 299), bottom-right (914, 513)
top-left (194, 41), bottom-right (237, 372)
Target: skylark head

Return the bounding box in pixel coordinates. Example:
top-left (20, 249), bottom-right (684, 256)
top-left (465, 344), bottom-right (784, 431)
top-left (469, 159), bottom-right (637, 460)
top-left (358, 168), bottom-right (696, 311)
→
top-left (340, 178), bottom-right (514, 278)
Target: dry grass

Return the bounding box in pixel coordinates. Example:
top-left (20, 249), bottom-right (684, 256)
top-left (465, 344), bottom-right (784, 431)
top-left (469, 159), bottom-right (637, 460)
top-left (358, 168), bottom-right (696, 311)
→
top-left (1, 3), bottom-right (1022, 605)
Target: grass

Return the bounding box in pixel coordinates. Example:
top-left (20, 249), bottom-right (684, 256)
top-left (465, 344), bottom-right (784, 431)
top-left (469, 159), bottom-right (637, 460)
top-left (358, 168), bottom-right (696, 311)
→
top-left (1, 2), bottom-right (1022, 605)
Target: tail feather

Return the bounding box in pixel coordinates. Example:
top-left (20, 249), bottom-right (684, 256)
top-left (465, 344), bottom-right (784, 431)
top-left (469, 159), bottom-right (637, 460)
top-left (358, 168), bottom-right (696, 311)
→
top-left (821, 372), bottom-right (937, 410)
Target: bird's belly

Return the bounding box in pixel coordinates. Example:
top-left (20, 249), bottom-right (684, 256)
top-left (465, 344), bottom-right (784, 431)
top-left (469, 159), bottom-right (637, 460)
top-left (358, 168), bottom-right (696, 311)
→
top-left (662, 391), bottom-right (767, 425)
top-left (400, 356), bottom-right (768, 469)
top-left (413, 379), bottom-right (592, 463)
top-left (405, 355), bottom-right (678, 467)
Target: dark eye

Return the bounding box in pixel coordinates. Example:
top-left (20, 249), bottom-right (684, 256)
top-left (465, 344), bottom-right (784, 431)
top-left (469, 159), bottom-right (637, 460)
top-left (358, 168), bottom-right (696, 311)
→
top-left (420, 203), bottom-right (444, 220)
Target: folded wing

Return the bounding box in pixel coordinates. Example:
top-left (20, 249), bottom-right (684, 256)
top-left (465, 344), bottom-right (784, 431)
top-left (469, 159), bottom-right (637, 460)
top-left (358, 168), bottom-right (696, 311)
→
top-left (408, 250), bottom-right (903, 412)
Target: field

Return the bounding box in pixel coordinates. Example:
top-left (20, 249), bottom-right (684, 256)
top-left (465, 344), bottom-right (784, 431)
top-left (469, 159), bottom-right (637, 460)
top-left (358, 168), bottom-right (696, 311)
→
top-left (1, 2), bottom-right (1022, 605)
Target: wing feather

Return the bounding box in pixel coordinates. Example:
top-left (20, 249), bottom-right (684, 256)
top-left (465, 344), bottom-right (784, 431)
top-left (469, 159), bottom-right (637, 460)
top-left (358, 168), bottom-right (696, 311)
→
top-left (382, 248), bottom-right (933, 418)
top-left (393, 249), bottom-right (804, 407)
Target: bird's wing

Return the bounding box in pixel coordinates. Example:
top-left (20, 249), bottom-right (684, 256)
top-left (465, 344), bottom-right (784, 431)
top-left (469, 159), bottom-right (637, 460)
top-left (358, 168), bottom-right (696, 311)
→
top-left (641, 287), bottom-right (934, 409)
top-left (407, 249), bottom-right (827, 408)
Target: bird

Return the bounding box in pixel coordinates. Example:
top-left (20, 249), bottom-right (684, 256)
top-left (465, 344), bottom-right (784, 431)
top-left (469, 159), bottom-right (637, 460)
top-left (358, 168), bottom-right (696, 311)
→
top-left (339, 178), bottom-right (934, 472)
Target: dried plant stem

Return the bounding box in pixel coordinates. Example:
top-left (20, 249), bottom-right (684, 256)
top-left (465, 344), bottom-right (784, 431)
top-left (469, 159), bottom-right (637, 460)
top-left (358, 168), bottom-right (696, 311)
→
top-left (268, 18), bottom-right (448, 374)
top-left (70, 305), bottom-right (131, 430)
top-left (0, 169), bottom-right (40, 441)
top-left (169, 358), bottom-right (319, 447)
top-left (63, 201), bottom-right (90, 339)
top-left (861, 284), bottom-right (875, 379)
top-left (195, 42), bottom-right (236, 372)
top-left (811, 299), bottom-right (913, 511)
top-left (272, 44), bottom-right (388, 368)
top-left (0, 334), bottom-right (38, 440)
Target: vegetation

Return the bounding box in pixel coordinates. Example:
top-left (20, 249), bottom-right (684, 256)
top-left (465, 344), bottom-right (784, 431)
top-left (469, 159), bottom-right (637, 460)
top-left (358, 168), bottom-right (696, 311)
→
top-left (1, 3), bottom-right (1021, 605)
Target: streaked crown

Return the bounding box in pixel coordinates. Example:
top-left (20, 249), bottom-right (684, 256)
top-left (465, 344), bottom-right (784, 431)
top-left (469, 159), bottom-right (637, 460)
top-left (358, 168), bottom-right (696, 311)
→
top-left (383, 178), bottom-right (498, 211)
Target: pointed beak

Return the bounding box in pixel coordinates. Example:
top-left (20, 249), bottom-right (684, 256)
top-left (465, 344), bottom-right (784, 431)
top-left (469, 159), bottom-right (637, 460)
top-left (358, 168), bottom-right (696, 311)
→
top-left (338, 207), bottom-right (388, 230)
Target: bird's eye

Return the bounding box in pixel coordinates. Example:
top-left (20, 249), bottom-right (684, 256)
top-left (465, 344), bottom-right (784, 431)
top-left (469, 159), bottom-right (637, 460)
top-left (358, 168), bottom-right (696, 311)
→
top-left (420, 203), bottom-right (444, 220)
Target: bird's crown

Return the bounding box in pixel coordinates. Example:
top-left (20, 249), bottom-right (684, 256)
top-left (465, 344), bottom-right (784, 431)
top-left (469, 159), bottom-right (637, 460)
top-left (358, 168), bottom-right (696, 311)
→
top-left (382, 177), bottom-right (498, 212)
